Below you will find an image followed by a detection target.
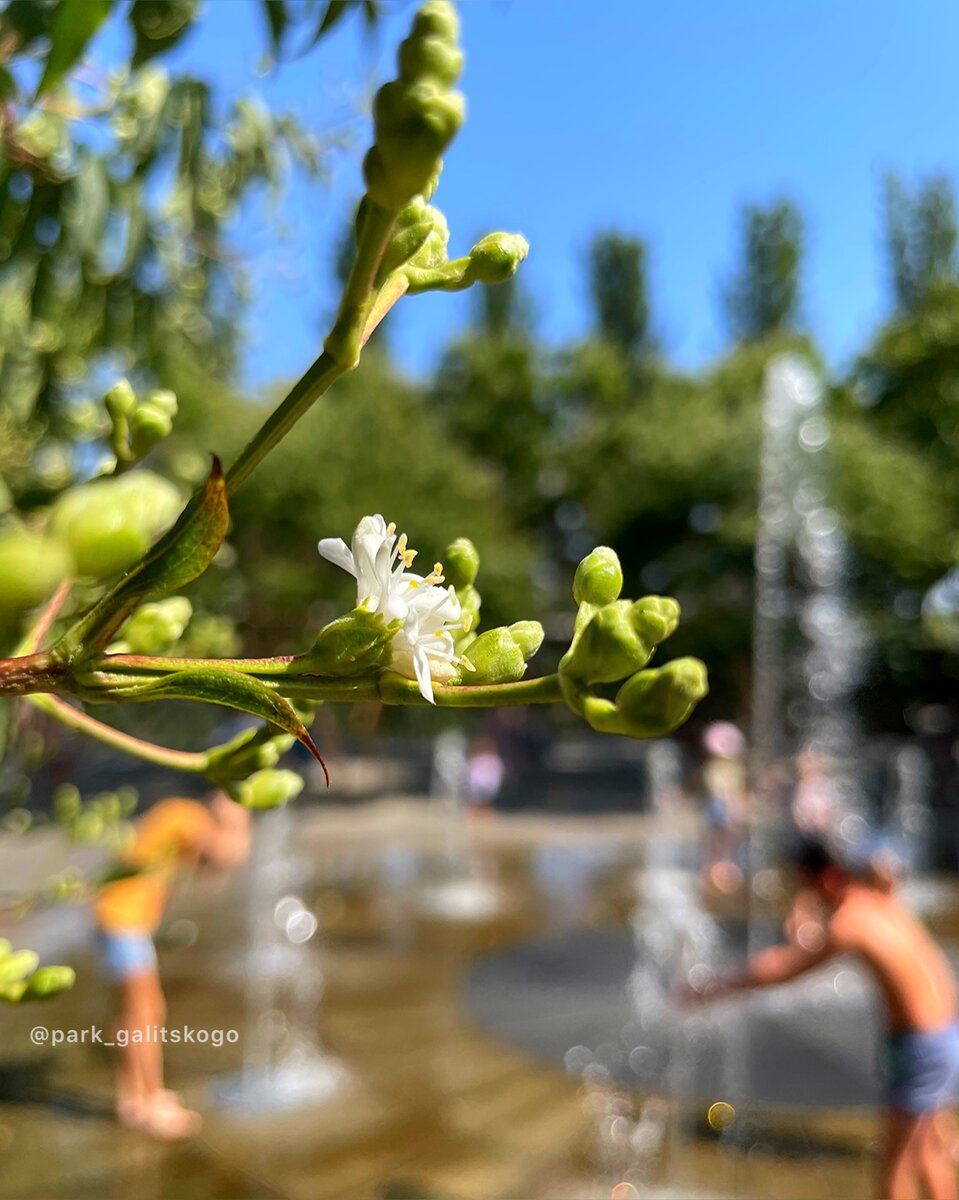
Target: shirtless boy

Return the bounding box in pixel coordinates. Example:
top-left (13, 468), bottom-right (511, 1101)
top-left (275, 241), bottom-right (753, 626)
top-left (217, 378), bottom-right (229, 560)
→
top-left (687, 838), bottom-right (959, 1200)
top-left (95, 792), bottom-right (250, 1139)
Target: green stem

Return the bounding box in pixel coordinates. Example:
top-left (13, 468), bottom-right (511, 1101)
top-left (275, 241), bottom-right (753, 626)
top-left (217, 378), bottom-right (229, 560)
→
top-left (226, 204), bottom-right (399, 497)
top-left (225, 352), bottom-right (344, 496)
top-left (378, 672), bottom-right (564, 708)
top-left (324, 203), bottom-right (397, 366)
top-left (81, 653), bottom-right (563, 708)
top-left (0, 653), bottom-right (64, 696)
top-left (27, 693), bottom-right (209, 773)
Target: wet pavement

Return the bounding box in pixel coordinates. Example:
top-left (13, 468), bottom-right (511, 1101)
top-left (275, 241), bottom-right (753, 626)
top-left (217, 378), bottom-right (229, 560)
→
top-left (0, 799), bottom-right (948, 1199)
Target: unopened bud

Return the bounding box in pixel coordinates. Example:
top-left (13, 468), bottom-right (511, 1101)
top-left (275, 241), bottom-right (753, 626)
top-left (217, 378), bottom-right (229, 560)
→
top-left (104, 378), bottom-right (136, 420)
top-left (116, 596), bottom-right (192, 654)
top-left (146, 388), bottom-right (178, 418)
top-left (563, 596), bottom-right (679, 685)
top-left (573, 546), bottom-right (623, 607)
top-left (22, 965), bottom-right (75, 1001)
top-left (443, 537), bottom-right (479, 589)
top-left (235, 769), bottom-right (305, 811)
top-left (615, 658), bottom-right (709, 738)
top-left (460, 620), bottom-right (543, 684)
top-left (129, 403), bottom-right (174, 457)
top-left (0, 949), bottom-right (39, 987)
top-left (298, 609), bottom-right (397, 676)
top-left (465, 233), bottom-right (529, 285)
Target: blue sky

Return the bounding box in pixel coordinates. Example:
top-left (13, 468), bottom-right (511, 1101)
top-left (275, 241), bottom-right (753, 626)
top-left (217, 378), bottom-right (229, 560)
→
top-left (151, 0), bottom-right (959, 390)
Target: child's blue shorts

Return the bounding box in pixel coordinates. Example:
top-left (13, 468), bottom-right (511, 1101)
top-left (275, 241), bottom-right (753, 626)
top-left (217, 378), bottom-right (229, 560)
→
top-left (96, 930), bottom-right (158, 982)
top-left (883, 1022), bottom-right (959, 1114)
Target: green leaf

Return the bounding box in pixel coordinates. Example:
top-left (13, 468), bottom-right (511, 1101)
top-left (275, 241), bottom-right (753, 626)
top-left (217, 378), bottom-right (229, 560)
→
top-left (63, 154), bottom-right (109, 256)
top-left (129, 0), bottom-right (199, 67)
top-left (36, 0), bottom-right (112, 98)
top-left (261, 0), bottom-right (287, 55)
top-left (110, 667), bottom-right (329, 785)
top-left (55, 458), bottom-right (228, 659)
top-left (316, 1), bottom-right (350, 40)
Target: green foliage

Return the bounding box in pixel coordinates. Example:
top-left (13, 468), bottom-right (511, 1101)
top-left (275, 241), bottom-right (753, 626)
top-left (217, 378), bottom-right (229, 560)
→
top-left (0, 937), bottom-right (74, 1004)
top-left (589, 232), bottom-right (651, 356)
top-left (884, 173), bottom-right (958, 313)
top-left (723, 200), bottom-right (803, 341)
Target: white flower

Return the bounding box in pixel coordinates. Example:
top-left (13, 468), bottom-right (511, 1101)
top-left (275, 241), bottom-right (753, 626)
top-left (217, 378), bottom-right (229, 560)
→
top-left (318, 513), bottom-right (420, 622)
top-left (318, 515), bottom-right (473, 703)
top-left (392, 583), bottom-right (474, 704)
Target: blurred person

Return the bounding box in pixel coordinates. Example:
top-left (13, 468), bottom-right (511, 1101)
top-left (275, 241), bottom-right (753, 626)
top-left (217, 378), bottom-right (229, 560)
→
top-left (700, 721), bottom-right (748, 894)
top-left (791, 745), bottom-right (840, 836)
top-left (95, 791), bottom-right (251, 1140)
top-left (467, 735), bottom-right (504, 817)
top-left (685, 837), bottom-right (959, 1199)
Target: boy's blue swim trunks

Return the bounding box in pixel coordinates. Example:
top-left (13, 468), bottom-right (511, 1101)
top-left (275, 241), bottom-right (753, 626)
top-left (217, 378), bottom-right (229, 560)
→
top-left (883, 1022), bottom-right (959, 1114)
top-left (96, 930), bottom-right (158, 983)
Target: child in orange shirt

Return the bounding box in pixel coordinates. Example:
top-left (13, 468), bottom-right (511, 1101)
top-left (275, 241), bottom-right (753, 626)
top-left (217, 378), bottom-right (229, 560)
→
top-left (686, 838), bottom-right (959, 1200)
top-left (96, 792), bottom-right (250, 1139)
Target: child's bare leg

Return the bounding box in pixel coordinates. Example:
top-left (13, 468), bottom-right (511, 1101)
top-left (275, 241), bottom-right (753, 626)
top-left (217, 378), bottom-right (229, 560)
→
top-left (919, 1113), bottom-right (958, 1200)
top-left (934, 1110), bottom-right (959, 1163)
top-left (115, 969), bottom-right (166, 1111)
top-left (881, 1108), bottom-right (923, 1200)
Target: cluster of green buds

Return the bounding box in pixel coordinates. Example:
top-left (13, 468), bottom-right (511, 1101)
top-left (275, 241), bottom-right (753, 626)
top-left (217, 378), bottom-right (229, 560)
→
top-left (558, 547), bottom-right (708, 737)
top-left (326, 2), bottom-right (526, 368)
top-left (104, 379), bottom-right (178, 470)
top-left (0, 939), bottom-right (75, 1004)
top-left (228, 767), bottom-right (304, 811)
top-left (50, 469), bottom-right (181, 579)
top-left (109, 596), bottom-right (193, 654)
top-left (53, 783), bottom-right (138, 847)
top-left (363, 1), bottom-right (464, 212)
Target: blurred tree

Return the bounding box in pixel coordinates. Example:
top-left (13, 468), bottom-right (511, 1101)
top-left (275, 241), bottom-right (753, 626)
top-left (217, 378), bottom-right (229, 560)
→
top-left (430, 275), bottom-right (548, 520)
top-left (723, 199), bottom-right (803, 342)
top-left (589, 232), bottom-right (651, 358)
top-left (884, 173), bottom-right (958, 313)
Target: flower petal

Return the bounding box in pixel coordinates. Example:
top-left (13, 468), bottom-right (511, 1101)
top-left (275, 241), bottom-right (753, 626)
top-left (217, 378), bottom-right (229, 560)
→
top-left (318, 538), bottom-right (355, 576)
top-left (412, 645), bottom-right (435, 704)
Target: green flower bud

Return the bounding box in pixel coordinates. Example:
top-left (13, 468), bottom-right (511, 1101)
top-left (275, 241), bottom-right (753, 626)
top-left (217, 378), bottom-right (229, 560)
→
top-left (22, 965), bottom-right (75, 1001)
top-left (0, 525), bottom-right (72, 620)
top-left (50, 471), bottom-right (181, 579)
top-left (235, 768), bottom-right (304, 811)
top-left (53, 783), bottom-right (82, 824)
top-left (297, 609), bottom-right (397, 677)
top-left (460, 620), bottom-right (543, 684)
top-left (0, 949), bottom-right (39, 986)
top-left (633, 594), bottom-right (680, 643)
top-left (508, 620), bottom-right (544, 661)
top-left (376, 197), bottom-right (436, 282)
top-left (563, 596), bottom-right (679, 685)
top-left (114, 596), bottom-right (193, 654)
top-left (406, 205), bottom-right (450, 271)
top-left (614, 658), bottom-right (709, 738)
top-left (129, 403), bottom-right (174, 458)
top-left (410, 0), bottom-right (459, 41)
top-left (146, 388), bottom-right (178, 418)
top-left (105, 378), bottom-right (136, 420)
top-left (443, 538), bottom-right (479, 589)
top-left (363, 2), bottom-right (465, 211)
top-left (399, 35), bottom-right (463, 92)
top-left (73, 810), bottom-right (105, 842)
top-left (464, 233), bottom-right (529, 285)
top-left (573, 546), bottom-right (623, 607)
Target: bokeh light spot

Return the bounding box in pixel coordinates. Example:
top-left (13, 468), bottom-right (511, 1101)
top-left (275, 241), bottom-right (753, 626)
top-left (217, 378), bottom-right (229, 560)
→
top-left (707, 1100), bottom-right (736, 1131)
